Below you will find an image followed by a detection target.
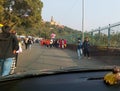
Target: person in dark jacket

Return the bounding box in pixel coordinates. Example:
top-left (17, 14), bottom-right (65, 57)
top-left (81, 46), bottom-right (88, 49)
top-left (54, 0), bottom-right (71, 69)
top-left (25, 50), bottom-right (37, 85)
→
top-left (83, 37), bottom-right (90, 59)
top-left (0, 25), bottom-right (19, 76)
top-left (77, 38), bottom-right (83, 59)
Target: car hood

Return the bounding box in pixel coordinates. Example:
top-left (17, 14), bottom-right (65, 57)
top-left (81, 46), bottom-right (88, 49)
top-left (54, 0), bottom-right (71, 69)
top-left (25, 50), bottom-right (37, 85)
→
top-left (0, 66), bottom-right (114, 82)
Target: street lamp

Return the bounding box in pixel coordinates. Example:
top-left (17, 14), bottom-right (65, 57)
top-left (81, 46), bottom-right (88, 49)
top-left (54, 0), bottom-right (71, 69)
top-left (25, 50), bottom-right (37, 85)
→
top-left (82, 0), bottom-right (84, 41)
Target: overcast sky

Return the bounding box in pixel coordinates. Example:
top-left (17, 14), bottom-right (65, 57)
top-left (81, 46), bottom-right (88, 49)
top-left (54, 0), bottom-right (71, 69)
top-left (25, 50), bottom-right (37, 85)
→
top-left (41, 0), bottom-right (120, 31)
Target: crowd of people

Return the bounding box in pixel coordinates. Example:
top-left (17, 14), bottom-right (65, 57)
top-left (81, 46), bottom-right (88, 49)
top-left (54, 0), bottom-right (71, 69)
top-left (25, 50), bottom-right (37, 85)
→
top-left (40, 38), bottom-right (67, 49)
top-left (40, 37), bottom-right (91, 60)
top-left (23, 37), bottom-right (34, 50)
top-left (0, 25), bottom-right (91, 77)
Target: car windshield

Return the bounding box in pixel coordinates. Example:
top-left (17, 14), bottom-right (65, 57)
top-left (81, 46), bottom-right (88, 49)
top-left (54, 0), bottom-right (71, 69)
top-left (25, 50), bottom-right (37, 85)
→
top-left (0, 0), bottom-right (120, 78)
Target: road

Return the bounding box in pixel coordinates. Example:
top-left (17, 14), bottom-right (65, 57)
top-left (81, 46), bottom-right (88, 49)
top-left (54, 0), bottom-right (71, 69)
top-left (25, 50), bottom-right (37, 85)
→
top-left (15, 43), bottom-right (120, 73)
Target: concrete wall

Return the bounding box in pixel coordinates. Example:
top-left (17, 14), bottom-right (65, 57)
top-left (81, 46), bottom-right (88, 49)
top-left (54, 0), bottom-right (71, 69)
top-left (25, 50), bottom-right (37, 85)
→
top-left (67, 44), bottom-right (120, 56)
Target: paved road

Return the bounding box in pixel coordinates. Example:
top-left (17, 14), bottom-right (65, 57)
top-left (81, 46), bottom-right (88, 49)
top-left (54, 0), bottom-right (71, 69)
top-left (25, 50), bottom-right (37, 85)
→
top-left (15, 43), bottom-right (120, 73)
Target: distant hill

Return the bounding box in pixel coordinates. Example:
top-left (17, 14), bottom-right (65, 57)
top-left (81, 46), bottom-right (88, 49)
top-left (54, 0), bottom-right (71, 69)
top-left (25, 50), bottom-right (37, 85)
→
top-left (38, 21), bottom-right (82, 39)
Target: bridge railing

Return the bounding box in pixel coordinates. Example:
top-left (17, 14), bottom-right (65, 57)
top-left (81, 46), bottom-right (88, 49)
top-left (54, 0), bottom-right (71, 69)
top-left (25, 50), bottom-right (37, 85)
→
top-left (89, 22), bottom-right (120, 48)
top-left (58, 22), bottom-right (120, 56)
top-left (59, 22), bottom-right (120, 48)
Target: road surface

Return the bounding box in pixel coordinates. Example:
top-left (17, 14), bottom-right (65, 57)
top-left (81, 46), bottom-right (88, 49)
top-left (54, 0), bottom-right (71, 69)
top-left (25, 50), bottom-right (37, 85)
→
top-left (15, 43), bottom-right (120, 73)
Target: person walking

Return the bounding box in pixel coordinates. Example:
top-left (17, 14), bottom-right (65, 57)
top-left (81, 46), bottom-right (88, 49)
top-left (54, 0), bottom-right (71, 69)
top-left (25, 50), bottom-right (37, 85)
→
top-left (10, 37), bottom-right (22, 74)
top-left (82, 37), bottom-right (90, 59)
top-left (50, 39), bottom-right (53, 48)
top-left (0, 25), bottom-right (19, 76)
top-left (15, 38), bottom-right (23, 67)
top-left (77, 38), bottom-right (83, 59)
top-left (24, 37), bottom-right (29, 50)
top-left (27, 38), bottom-right (33, 50)
top-left (9, 30), bottom-right (22, 73)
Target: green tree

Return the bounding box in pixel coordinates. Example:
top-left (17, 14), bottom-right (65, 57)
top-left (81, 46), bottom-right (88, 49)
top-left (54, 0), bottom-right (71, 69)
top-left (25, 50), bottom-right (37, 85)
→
top-left (0, 0), bottom-right (43, 33)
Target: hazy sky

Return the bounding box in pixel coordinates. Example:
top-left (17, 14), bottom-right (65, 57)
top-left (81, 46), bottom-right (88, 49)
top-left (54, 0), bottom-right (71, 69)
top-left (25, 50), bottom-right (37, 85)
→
top-left (41, 0), bottom-right (120, 31)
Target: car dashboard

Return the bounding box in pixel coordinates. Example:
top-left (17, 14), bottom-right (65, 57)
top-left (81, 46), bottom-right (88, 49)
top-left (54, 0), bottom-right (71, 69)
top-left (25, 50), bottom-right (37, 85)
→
top-left (0, 70), bottom-right (120, 91)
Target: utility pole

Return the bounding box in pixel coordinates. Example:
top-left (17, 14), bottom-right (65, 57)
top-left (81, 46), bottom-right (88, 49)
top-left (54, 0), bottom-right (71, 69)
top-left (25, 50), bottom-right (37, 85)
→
top-left (82, 0), bottom-right (85, 42)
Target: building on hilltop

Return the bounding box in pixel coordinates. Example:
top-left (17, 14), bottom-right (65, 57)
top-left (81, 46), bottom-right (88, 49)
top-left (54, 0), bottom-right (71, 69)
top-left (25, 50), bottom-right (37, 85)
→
top-left (50, 16), bottom-right (64, 28)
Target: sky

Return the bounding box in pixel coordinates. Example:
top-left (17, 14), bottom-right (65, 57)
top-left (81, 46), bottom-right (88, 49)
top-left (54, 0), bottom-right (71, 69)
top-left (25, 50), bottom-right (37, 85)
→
top-left (41, 0), bottom-right (120, 31)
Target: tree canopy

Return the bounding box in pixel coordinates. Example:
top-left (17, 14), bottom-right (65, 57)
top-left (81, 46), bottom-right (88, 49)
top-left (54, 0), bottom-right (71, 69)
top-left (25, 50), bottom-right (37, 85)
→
top-left (0, 0), bottom-right (81, 38)
top-left (0, 0), bottom-right (43, 31)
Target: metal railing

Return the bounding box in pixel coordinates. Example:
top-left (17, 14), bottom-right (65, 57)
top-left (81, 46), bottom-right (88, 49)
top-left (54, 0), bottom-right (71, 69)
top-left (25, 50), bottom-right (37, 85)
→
top-left (58, 22), bottom-right (120, 48)
top-left (89, 22), bottom-right (120, 47)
